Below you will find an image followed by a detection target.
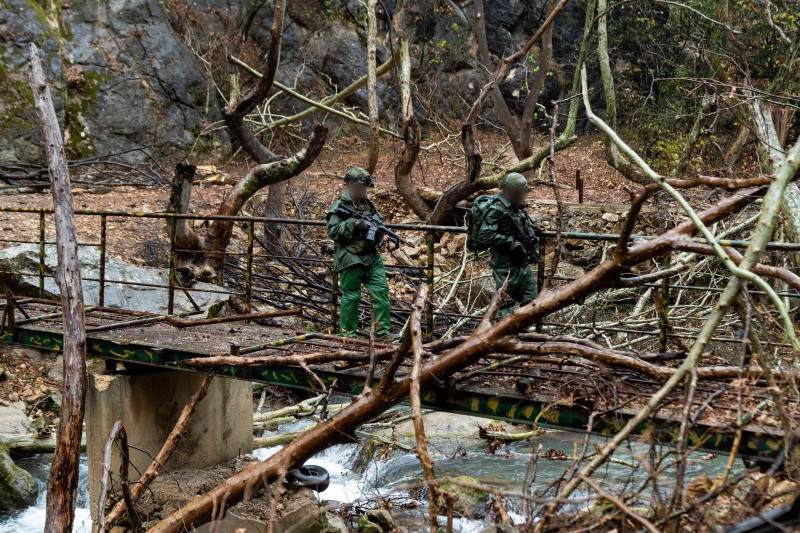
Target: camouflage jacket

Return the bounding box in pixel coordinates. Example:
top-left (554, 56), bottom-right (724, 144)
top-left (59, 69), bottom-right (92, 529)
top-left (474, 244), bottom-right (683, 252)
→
top-left (326, 191), bottom-right (384, 271)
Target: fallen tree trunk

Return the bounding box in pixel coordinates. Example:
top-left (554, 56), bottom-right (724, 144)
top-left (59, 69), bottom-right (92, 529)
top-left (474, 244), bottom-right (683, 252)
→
top-left (254, 431), bottom-right (304, 448)
top-left (29, 43), bottom-right (88, 533)
top-left (148, 176), bottom-right (771, 532)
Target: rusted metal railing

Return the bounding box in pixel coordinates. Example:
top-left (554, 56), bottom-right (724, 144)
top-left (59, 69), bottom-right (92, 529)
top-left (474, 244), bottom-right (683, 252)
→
top-left (1, 206), bottom-right (799, 345)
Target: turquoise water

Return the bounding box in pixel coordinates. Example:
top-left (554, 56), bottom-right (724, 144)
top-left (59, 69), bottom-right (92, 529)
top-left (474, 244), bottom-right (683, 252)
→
top-left (1, 426), bottom-right (738, 532)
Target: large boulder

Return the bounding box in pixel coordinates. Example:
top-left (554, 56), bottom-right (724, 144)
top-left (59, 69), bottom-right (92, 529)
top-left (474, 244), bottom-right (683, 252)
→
top-left (0, 244), bottom-right (228, 315)
top-left (379, 412), bottom-right (495, 451)
top-left (0, 403), bottom-right (32, 437)
top-left (0, 441), bottom-right (38, 513)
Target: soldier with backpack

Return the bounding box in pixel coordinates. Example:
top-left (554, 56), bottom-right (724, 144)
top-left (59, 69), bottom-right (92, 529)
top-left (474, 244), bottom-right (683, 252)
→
top-left (467, 172), bottom-right (542, 319)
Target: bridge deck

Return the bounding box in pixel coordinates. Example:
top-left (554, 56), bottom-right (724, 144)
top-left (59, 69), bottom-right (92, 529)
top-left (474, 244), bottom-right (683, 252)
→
top-left (0, 300), bottom-right (789, 463)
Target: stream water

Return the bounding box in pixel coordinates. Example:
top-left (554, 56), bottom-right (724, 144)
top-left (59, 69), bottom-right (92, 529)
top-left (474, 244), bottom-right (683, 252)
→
top-left (0, 419), bottom-right (738, 533)
top-left (0, 454), bottom-right (93, 533)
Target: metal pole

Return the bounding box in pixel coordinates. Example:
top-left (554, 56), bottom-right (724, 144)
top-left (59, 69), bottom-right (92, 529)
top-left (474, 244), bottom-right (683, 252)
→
top-left (659, 253), bottom-right (671, 353)
top-left (426, 231), bottom-right (434, 341)
top-left (99, 214), bottom-right (107, 307)
top-left (167, 217), bottom-right (177, 315)
top-left (330, 270), bottom-right (339, 334)
top-left (245, 220), bottom-right (254, 314)
top-left (38, 212), bottom-right (45, 298)
top-left (536, 230), bottom-right (545, 333)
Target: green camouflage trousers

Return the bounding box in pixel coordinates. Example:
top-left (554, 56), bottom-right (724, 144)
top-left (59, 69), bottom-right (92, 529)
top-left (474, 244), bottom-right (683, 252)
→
top-left (492, 264), bottom-right (539, 319)
top-left (338, 257), bottom-right (391, 336)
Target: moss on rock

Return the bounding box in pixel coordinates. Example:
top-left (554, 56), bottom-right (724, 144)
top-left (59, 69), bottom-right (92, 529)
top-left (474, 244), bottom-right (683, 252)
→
top-left (436, 475), bottom-right (488, 516)
top-left (0, 440), bottom-right (38, 512)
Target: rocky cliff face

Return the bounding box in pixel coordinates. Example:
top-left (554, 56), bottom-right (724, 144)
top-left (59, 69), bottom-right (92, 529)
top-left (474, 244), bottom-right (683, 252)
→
top-left (0, 0), bottom-right (216, 162)
top-left (0, 0), bottom-right (583, 164)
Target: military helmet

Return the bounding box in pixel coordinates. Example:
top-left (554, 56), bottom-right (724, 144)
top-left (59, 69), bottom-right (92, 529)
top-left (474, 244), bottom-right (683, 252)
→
top-left (499, 172), bottom-right (530, 191)
top-left (344, 167), bottom-right (374, 188)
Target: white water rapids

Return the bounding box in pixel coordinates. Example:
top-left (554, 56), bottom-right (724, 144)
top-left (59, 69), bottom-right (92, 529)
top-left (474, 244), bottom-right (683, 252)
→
top-left (0, 415), bottom-right (738, 532)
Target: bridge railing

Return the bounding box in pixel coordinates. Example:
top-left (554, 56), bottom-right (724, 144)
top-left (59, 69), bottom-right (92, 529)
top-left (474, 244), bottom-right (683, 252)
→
top-left (1, 206), bottom-right (799, 347)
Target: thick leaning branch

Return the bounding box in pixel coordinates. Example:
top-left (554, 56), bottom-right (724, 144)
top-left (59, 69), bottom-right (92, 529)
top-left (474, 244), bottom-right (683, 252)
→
top-left (29, 43), bottom-right (88, 533)
top-left (408, 285), bottom-right (438, 532)
top-left (94, 421), bottom-right (123, 533)
top-left (221, 0), bottom-right (286, 164)
top-left (206, 124), bottom-right (328, 253)
top-left (147, 179), bottom-right (768, 533)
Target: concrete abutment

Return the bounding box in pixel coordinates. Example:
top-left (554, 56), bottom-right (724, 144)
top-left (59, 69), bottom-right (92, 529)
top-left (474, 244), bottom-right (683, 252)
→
top-left (86, 370), bottom-right (253, 519)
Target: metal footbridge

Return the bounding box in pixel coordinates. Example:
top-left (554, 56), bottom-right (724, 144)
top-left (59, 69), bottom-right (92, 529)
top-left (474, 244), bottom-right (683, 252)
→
top-left (0, 206), bottom-right (797, 464)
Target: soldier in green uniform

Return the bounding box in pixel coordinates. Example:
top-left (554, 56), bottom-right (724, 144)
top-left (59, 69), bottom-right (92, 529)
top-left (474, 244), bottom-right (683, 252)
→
top-left (326, 167), bottom-right (397, 340)
top-left (477, 172), bottom-right (540, 319)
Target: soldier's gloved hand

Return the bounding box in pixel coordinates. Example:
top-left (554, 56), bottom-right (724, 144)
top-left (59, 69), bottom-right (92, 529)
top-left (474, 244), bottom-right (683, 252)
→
top-left (510, 241), bottom-right (526, 259)
top-left (354, 219), bottom-right (368, 231)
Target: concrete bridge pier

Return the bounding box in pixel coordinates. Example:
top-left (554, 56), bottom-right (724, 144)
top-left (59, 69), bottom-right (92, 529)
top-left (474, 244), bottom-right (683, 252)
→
top-left (86, 370), bottom-right (253, 519)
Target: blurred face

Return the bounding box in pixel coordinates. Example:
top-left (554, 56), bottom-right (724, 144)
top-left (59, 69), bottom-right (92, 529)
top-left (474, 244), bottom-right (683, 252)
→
top-left (346, 181), bottom-right (368, 202)
top-left (502, 186), bottom-right (528, 207)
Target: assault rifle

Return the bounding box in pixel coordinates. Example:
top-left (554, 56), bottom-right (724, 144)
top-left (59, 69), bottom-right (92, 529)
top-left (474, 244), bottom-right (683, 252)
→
top-left (497, 211), bottom-right (543, 266)
top-left (336, 203), bottom-right (412, 251)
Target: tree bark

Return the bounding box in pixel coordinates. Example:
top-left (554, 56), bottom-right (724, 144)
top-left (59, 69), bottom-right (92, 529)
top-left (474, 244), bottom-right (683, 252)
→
top-left (393, 38), bottom-right (430, 220)
top-left (365, 0), bottom-right (380, 173)
top-left (597, 0), bottom-right (648, 185)
top-left (29, 43), bottom-right (88, 533)
top-left (518, 0), bottom-right (557, 158)
top-left (166, 163), bottom-right (200, 252)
